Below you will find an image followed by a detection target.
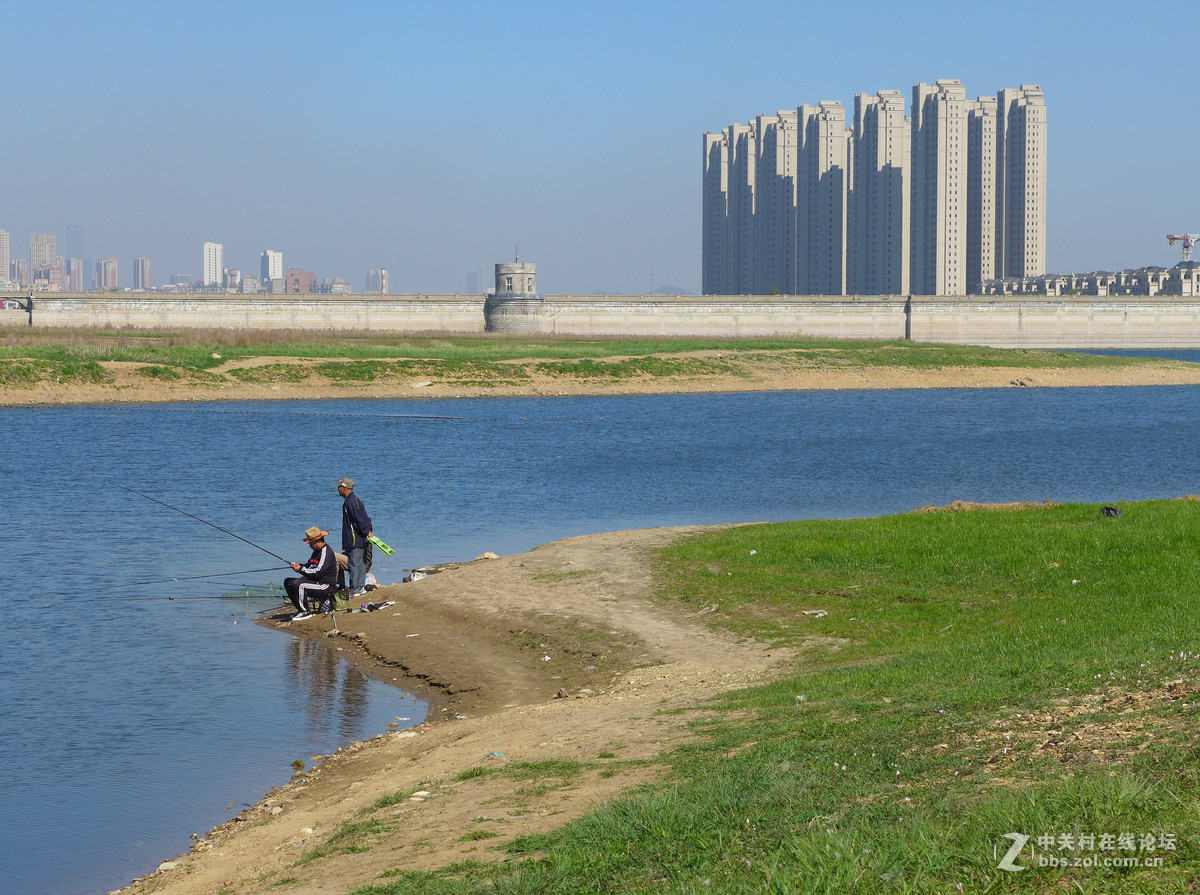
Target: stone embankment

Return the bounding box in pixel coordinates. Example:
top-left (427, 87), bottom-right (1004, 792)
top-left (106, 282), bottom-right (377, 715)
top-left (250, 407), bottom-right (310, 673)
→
top-left (5, 292), bottom-right (1200, 347)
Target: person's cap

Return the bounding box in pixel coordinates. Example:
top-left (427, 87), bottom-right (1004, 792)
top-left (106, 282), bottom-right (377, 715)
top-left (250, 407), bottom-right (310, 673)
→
top-left (302, 526), bottom-right (329, 542)
top-left (335, 477), bottom-right (355, 490)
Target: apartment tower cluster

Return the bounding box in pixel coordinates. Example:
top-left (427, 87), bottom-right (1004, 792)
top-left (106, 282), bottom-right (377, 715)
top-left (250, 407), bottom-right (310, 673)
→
top-left (702, 80), bottom-right (1046, 296)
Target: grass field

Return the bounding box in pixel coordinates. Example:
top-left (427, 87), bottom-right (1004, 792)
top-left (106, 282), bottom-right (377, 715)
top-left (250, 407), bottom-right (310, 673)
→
top-left (0, 328), bottom-right (1177, 389)
top-left (353, 500), bottom-right (1200, 893)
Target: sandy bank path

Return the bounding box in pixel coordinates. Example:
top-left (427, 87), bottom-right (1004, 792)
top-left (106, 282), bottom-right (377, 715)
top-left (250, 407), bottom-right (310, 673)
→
top-left (119, 526), bottom-right (793, 895)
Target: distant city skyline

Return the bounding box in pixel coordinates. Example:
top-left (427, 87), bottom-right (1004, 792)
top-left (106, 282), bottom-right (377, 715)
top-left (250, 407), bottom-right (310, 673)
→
top-left (0, 226), bottom-right (392, 294)
top-left (3, 3), bottom-right (1198, 295)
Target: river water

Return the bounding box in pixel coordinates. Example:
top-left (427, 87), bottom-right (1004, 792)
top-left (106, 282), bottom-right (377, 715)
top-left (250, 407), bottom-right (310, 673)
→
top-left (4, 379), bottom-right (1200, 894)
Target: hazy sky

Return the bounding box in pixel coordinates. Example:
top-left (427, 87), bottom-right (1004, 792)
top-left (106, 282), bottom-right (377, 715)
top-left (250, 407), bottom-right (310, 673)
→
top-left (8, 1), bottom-right (1198, 293)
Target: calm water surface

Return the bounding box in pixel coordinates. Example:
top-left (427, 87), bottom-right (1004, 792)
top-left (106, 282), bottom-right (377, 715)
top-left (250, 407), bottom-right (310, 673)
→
top-left (4, 385), bottom-right (1200, 894)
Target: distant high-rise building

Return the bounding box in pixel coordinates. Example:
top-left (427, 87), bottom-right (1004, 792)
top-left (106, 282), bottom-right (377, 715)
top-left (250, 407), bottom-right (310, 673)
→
top-left (757, 110), bottom-right (799, 295)
top-left (701, 132), bottom-right (730, 295)
top-left (702, 78), bottom-right (1046, 296)
top-left (64, 225), bottom-right (83, 262)
top-left (799, 101), bottom-right (850, 296)
top-left (260, 249), bottom-right (283, 281)
top-left (286, 268), bottom-right (316, 294)
top-left (203, 242), bottom-right (223, 287)
top-left (364, 268), bottom-right (389, 293)
top-left (95, 258), bottom-right (118, 290)
top-left (222, 267), bottom-right (241, 291)
top-left (850, 90), bottom-right (910, 295)
top-left (134, 256), bottom-right (151, 290)
top-left (996, 85), bottom-right (1047, 280)
top-left (67, 258), bottom-right (84, 292)
top-left (33, 261), bottom-right (65, 290)
top-left (0, 230), bottom-right (9, 283)
top-left (31, 233), bottom-right (56, 271)
top-left (11, 258), bottom-right (28, 285)
top-left (911, 80), bottom-right (968, 296)
top-left (966, 96), bottom-right (999, 290)
top-left (464, 265), bottom-right (489, 294)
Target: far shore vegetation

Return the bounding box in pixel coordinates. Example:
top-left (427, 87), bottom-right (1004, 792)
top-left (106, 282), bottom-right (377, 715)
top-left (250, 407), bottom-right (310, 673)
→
top-left (342, 499), bottom-right (1200, 894)
top-left (0, 327), bottom-right (1183, 389)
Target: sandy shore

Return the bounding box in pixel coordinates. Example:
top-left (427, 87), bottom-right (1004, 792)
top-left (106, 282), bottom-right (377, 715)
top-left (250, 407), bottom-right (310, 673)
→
top-left (8, 353), bottom-right (1200, 408)
top-left (116, 525), bottom-right (799, 895)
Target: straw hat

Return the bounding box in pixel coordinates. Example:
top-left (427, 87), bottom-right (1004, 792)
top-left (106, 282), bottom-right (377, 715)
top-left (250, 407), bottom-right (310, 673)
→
top-left (302, 526), bottom-right (329, 543)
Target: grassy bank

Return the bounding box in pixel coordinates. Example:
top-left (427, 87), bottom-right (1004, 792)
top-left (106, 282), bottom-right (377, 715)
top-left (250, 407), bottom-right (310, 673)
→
top-left (0, 328), bottom-right (1179, 390)
top-left (355, 500), bottom-right (1200, 893)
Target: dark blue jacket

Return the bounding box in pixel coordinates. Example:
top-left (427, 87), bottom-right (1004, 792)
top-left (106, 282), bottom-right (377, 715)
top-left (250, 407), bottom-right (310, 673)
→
top-left (341, 492), bottom-right (372, 552)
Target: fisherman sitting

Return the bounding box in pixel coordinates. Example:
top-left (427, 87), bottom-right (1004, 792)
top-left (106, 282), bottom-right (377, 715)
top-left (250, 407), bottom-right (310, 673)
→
top-left (285, 526), bottom-right (338, 621)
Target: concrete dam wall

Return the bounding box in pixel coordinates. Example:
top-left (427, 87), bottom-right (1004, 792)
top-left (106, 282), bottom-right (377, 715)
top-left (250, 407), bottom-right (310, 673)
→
top-left (4, 292), bottom-right (1200, 348)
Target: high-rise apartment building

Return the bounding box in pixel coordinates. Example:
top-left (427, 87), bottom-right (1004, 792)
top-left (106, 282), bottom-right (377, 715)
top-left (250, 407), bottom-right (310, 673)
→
top-left (11, 258), bottom-right (28, 285)
top-left (95, 258), bottom-right (118, 290)
top-left (910, 80), bottom-right (968, 296)
top-left (799, 101), bottom-right (850, 295)
top-left (203, 242), bottom-right (223, 287)
top-left (0, 230), bottom-right (9, 283)
top-left (702, 78), bottom-right (1046, 296)
top-left (966, 96), bottom-right (998, 290)
top-left (755, 111), bottom-right (798, 294)
top-left (67, 258), bottom-right (84, 292)
top-left (134, 256), bottom-right (151, 290)
top-left (996, 85), bottom-right (1047, 280)
top-left (727, 122), bottom-right (756, 295)
top-left (31, 233), bottom-right (56, 271)
top-left (260, 249), bottom-right (283, 281)
top-left (850, 90), bottom-right (910, 295)
top-left (702, 131), bottom-right (730, 295)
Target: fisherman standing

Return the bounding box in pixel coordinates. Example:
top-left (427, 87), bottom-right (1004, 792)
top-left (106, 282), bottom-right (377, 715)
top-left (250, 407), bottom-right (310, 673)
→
top-left (336, 477), bottom-right (373, 597)
top-left (285, 526), bottom-right (338, 621)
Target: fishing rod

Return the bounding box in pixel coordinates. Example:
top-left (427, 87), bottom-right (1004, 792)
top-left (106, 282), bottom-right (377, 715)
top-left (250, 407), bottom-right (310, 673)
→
top-left (128, 565), bottom-right (289, 587)
top-left (120, 486), bottom-right (291, 564)
top-left (122, 594), bottom-right (282, 602)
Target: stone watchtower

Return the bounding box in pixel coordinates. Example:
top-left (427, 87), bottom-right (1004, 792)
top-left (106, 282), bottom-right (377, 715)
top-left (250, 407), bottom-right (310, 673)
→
top-left (495, 255), bottom-right (536, 295)
top-left (484, 251), bottom-right (542, 332)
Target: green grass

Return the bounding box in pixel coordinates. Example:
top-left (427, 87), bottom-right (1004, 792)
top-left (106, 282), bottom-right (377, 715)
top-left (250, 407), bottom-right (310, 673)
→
top-left (366, 787), bottom-right (421, 811)
top-left (296, 818), bottom-right (391, 866)
top-left (0, 329), bottom-right (1185, 385)
top-left (357, 499), bottom-right (1200, 893)
top-left (0, 358), bottom-right (110, 385)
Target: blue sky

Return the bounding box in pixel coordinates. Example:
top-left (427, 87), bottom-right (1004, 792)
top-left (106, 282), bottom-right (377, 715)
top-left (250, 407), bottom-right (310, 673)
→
top-left (7, 1), bottom-right (1197, 293)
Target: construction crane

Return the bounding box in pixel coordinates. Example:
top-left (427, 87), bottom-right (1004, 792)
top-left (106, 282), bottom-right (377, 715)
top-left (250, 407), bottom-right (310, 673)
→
top-left (1167, 233), bottom-right (1200, 262)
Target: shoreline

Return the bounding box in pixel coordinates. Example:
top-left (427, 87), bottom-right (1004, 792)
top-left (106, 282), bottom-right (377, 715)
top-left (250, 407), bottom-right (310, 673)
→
top-left (116, 525), bottom-right (789, 895)
top-left (8, 355), bottom-right (1200, 407)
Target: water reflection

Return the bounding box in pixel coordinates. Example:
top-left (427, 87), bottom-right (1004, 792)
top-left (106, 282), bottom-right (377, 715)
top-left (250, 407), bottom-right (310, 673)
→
top-left (285, 637), bottom-right (373, 742)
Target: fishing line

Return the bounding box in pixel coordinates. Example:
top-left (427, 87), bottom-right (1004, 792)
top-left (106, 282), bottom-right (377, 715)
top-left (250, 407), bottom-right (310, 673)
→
top-left (120, 485), bottom-right (291, 563)
top-left (128, 566), bottom-right (288, 587)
